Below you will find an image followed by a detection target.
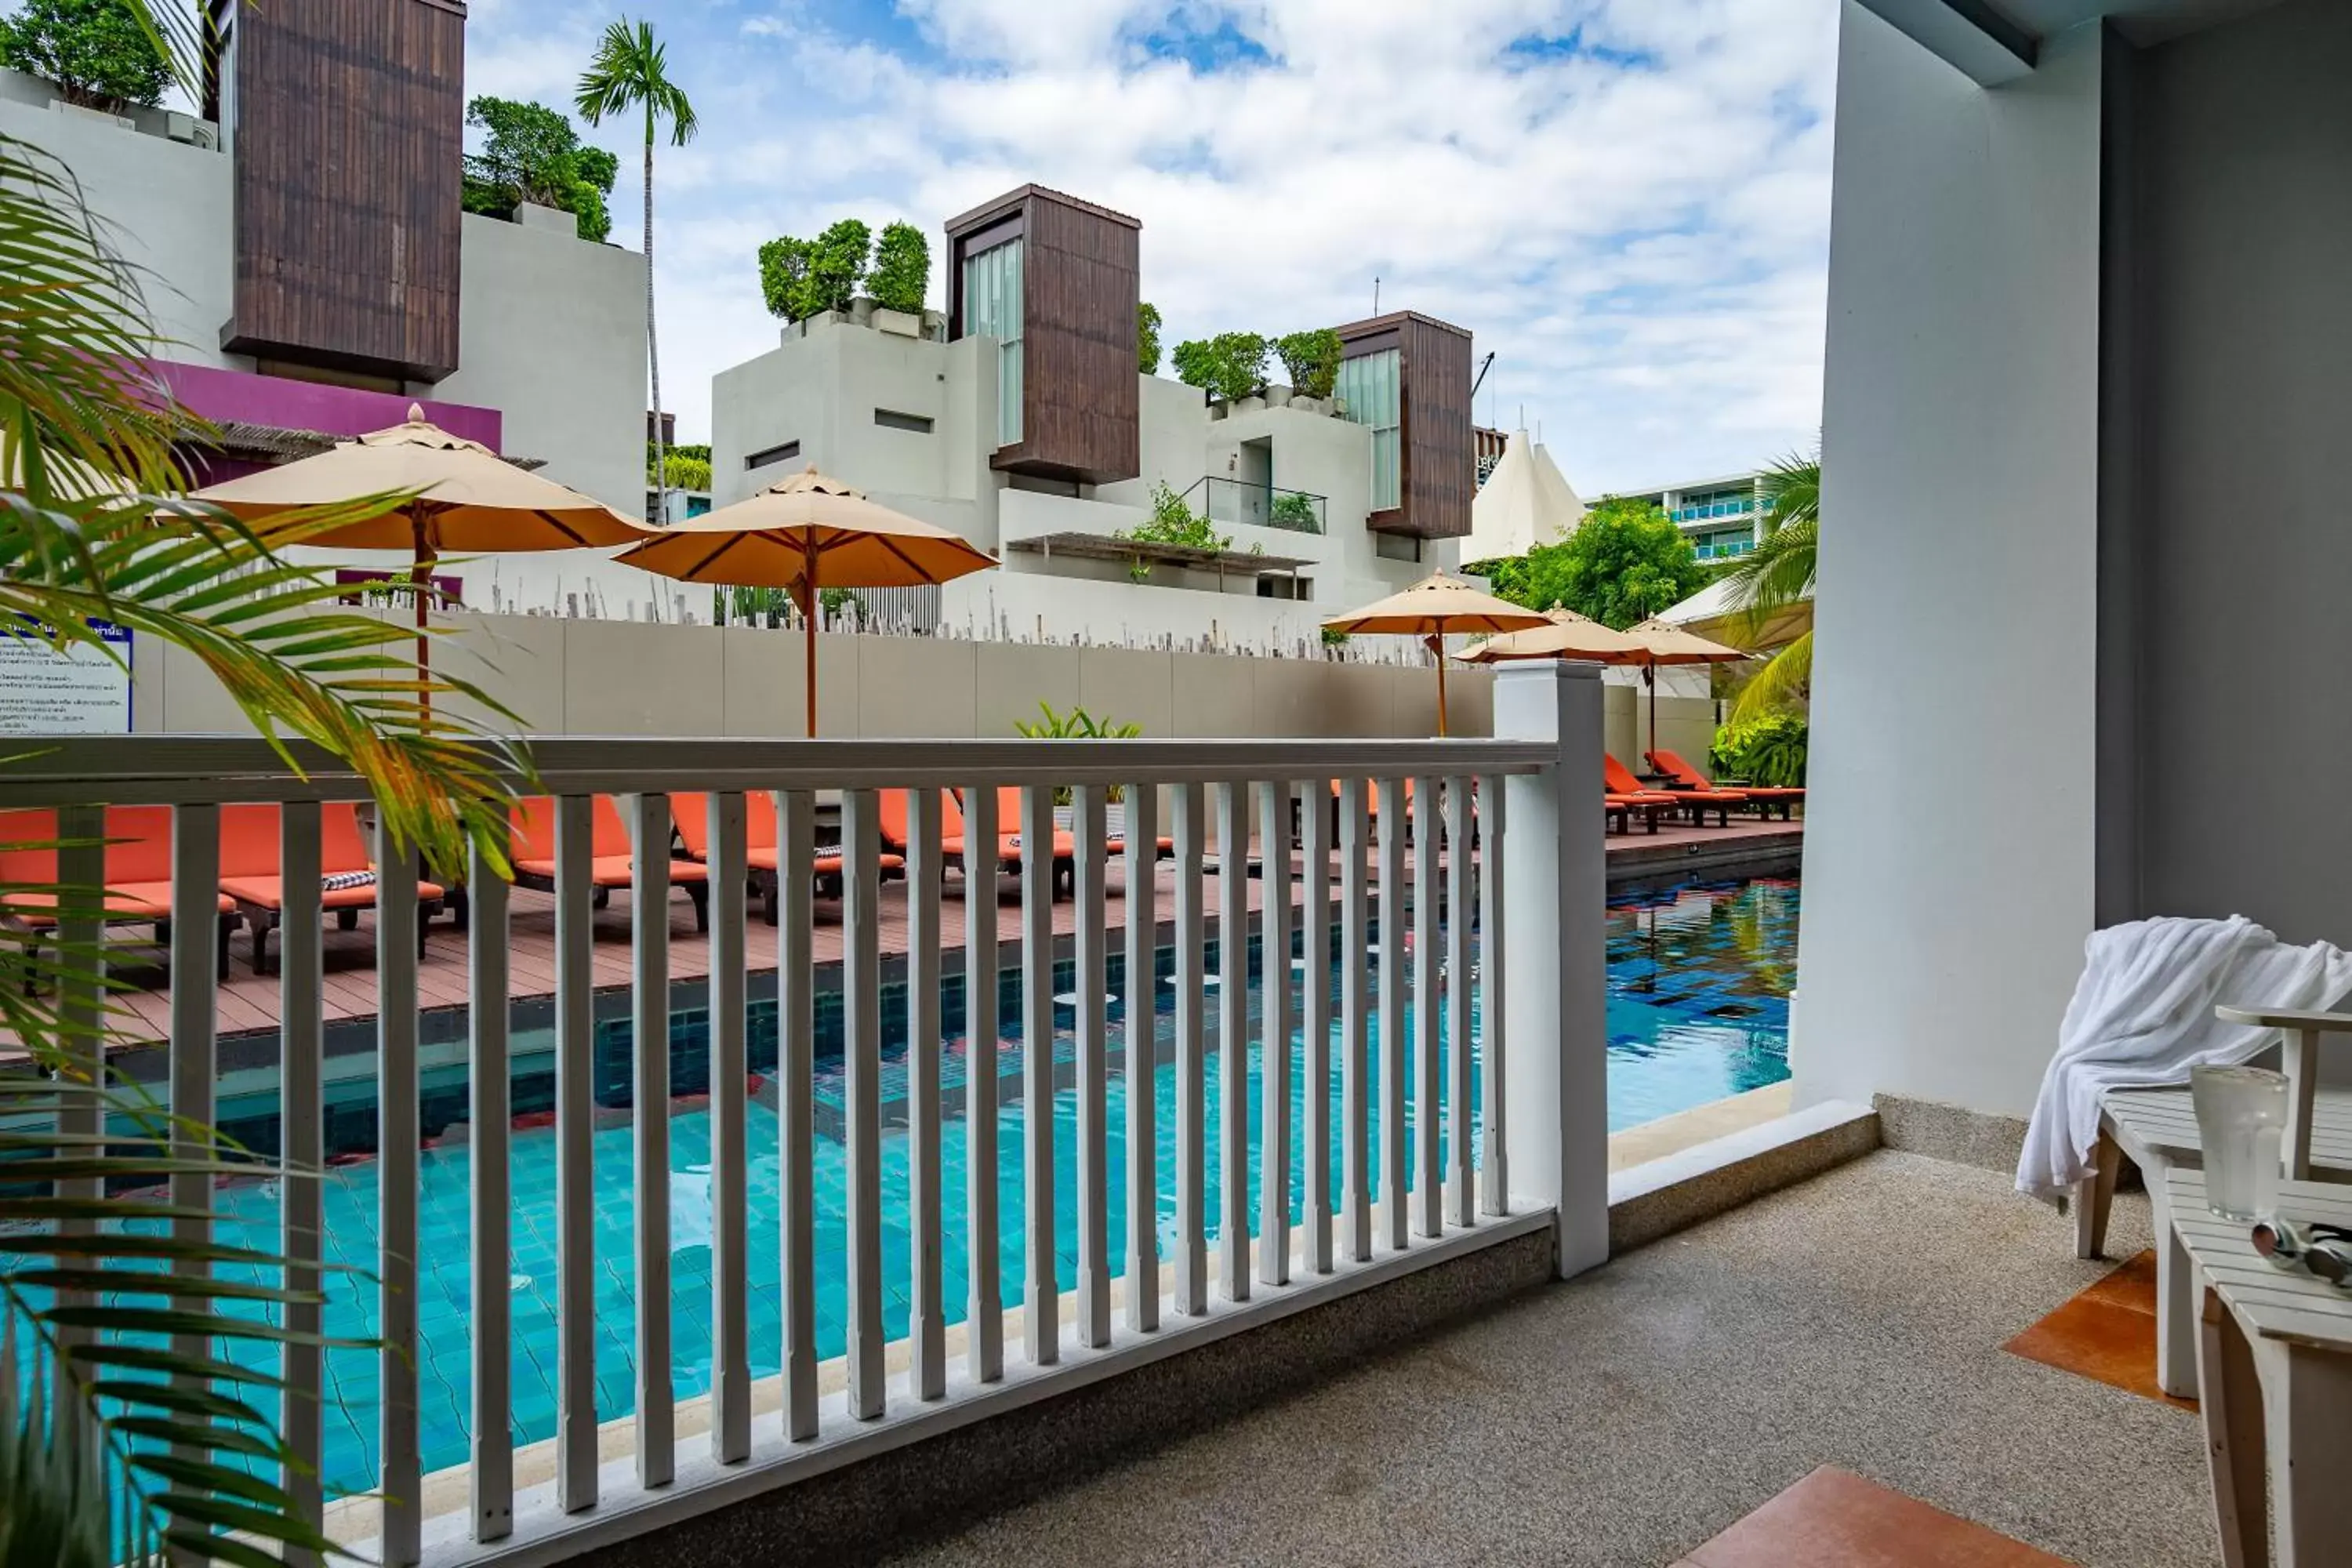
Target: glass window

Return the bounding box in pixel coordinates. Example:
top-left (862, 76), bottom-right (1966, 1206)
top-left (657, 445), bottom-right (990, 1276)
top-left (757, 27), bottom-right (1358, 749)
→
top-left (962, 238), bottom-right (1024, 447)
top-left (1334, 349), bottom-right (1401, 512)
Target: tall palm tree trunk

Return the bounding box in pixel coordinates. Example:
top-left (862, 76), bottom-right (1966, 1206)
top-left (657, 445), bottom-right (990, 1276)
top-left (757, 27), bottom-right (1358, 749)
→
top-left (643, 119), bottom-right (664, 528)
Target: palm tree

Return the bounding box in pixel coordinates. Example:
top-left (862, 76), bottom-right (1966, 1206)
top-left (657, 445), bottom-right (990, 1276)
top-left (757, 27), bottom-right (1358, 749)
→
top-left (576, 18), bottom-right (697, 528)
top-left (1723, 449), bottom-right (1818, 720)
top-left (1, 9), bottom-right (523, 1559)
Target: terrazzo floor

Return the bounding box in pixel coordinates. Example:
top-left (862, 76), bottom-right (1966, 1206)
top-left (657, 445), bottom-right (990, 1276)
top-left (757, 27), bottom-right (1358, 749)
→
top-left (881, 1150), bottom-right (2219, 1567)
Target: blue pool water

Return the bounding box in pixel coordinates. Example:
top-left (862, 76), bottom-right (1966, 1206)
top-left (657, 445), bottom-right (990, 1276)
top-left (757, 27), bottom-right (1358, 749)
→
top-left (122, 873), bottom-right (1796, 1497)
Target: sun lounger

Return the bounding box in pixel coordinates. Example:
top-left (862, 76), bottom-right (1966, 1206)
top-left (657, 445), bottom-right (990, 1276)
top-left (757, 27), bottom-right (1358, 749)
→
top-left (0, 805), bottom-right (237, 981)
top-left (1648, 748), bottom-right (1802, 820)
top-left (510, 795), bottom-right (710, 932)
top-left (219, 802), bottom-right (445, 972)
top-left (1606, 755), bottom-right (1746, 827)
top-left (670, 791), bottom-right (903, 924)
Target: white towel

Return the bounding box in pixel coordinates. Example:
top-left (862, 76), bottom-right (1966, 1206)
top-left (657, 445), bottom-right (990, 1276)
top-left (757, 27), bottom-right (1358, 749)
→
top-left (2016, 915), bottom-right (2352, 1200)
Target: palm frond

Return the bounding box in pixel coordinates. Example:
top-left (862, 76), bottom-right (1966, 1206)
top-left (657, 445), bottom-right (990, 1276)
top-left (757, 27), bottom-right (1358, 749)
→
top-left (1758, 449), bottom-right (1820, 532)
top-left (1730, 630), bottom-right (1813, 723)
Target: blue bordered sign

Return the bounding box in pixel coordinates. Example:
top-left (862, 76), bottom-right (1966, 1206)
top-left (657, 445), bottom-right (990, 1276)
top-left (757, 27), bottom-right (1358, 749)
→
top-left (0, 617), bottom-right (133, 734)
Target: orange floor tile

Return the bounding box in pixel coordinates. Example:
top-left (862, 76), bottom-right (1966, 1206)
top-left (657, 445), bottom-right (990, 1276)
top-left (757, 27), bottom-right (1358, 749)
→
top-left (2003, 1250), bottom-right (2197, 1410)
top-left (1675, 1466), bottom-right (2074, 1567)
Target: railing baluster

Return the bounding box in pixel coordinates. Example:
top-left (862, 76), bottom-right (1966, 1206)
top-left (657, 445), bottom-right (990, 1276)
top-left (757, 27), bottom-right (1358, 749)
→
top-left (908, 789), bottom-right (947, 1398)
top-left (1375, 776), bottom-right (1407, 1251)
top-left (707, 792), bottom-right (751, 1461)
top-left (1256, 780), bottom-right (1291, 1288)
top-left (371, 811), bottom-right (421, 1566)
top-left (168, 804), bottom-right (220, 1480)
top-left (628, 793), bottom-right (674, 1483)
top-left (1301, 780), bottom-right (1334, 1275)
top-left (962, 782), bottom-right (1004, 1383)
top-left (1446, 778), bottom-right (1475, 1228)
top-left (554, 793), bottom-right (597, 1510)
top-left (842, 789), bottom-right (885, 1417)
top-left (1074, 785), bottom-right (1112, 1348)
top-left (776, 789), bottom-right (819, 1439)
top-left (53, 804), bottom-right (103, 1457)
top-left (1020, 784), bottom-right (1058, 1364)
top-left (1478, 774), bottom-right (1508, 1216)
top-left (267, 804), bottom-right (325, 1561)
top-left (1214, 781), bottom-right (1250, 1303)
top-left (1414, 775), bottom-right (1442, 1240)
top-left (1123, 781), bottom-right (1160, 1334)
top-left (1340, 780), bottom-right (1372, 1264)
top-left (1172, 782), bottom-right (1209, 1316)
top-left (465, 819), bottom-right (514, 1540)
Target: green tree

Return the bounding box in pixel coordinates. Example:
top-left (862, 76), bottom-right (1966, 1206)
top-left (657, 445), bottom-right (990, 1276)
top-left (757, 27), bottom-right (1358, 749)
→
top-left (460, 96), bottom-right (619, 241)
top-left (757, 219), bottom-right (872, 324)
top-left (1170, 332), bottom-right (1268, 404)
top-left (1274, 327), bottom-right (1342, 400)
top-left (0, 0), bottom-right (169, 110)
top-left (1, 6), bottom-right (522, 1559)
top-left (868, 220), bottom-right (930, 314)
top-left (1137, 301), bottom-right (1163, 374)
top-left (577, 17), bottom-right (698, 525)
top-left (1489, 498), bottom-right (1710, 629)
top-left (1722, 450), bottom-right (1820, 720)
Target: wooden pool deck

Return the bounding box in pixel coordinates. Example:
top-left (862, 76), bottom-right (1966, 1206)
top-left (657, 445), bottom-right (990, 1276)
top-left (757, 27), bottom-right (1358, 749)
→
top-left (65, 818), bottom-right (1801, 1051)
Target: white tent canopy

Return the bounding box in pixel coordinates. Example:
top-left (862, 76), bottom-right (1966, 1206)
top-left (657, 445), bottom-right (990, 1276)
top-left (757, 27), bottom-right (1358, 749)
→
top-left (1465, 429), bottom-right (1584, 562)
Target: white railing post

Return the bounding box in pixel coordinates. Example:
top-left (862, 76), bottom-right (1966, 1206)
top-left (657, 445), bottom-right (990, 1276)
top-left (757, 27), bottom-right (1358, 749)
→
top-left (1493, 661), bottom-right (1609, 1278)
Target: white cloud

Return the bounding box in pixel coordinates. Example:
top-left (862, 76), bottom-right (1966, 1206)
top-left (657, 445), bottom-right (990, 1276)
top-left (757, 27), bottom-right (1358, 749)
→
top-left (465, 0), bottom-right (1836, 489)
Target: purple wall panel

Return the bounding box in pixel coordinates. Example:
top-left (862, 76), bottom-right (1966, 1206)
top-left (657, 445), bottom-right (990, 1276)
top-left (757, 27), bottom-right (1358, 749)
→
top-left (152, 361), bottom-right (502, 448)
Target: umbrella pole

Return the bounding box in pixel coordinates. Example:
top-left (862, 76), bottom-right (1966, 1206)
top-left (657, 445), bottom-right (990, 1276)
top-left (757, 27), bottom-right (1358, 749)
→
top-left (1646, 661), bottom-right (1657, 764)
top-left (802, 535), bottom-right (818, 739)
top-left (411, 510), bottom-right (434, 725)
top-left (1434, 635), bottom-right (1449, 738)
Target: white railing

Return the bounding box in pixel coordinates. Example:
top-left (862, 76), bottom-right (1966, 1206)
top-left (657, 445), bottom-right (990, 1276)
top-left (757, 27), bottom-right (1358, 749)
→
top-left (5, 661), bottom-right (1607, 1566)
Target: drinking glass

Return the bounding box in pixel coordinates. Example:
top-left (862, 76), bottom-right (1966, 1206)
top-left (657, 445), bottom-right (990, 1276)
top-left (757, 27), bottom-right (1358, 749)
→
top-left (2191, 1063), bottom-right (2289, 1221)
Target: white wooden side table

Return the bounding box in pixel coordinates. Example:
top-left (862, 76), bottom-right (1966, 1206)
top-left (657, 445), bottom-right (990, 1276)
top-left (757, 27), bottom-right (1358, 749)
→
top-left (2167, 1168), bottom-right (2352, 1568)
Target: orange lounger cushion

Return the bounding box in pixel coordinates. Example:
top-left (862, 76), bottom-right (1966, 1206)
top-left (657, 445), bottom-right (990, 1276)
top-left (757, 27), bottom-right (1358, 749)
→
top-left (2, 882), bottom-right (234, 927)
top-left (1646, 748), bottom-right (1798, 800)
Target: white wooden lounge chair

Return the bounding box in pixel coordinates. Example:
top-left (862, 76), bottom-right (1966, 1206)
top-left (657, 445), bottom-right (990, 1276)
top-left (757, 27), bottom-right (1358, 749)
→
top-left (2074, 1006), bottom-right (2352, 1398)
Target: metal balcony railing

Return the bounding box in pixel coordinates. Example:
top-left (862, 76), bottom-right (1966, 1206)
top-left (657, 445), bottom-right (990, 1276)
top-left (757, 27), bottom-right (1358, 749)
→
top-left (5, 665), bottom-right (1607, 1565)
top-left (1181, 475), bottom-right (1327, 535)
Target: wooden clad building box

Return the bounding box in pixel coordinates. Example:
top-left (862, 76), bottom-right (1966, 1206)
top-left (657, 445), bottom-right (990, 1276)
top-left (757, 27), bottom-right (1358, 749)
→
top-left (216, 0), bottom-right (467, 383)
top-left (1334, 311), bottom-right (1475, 541)
top-left (945, 185), bottom-right (1142, 487)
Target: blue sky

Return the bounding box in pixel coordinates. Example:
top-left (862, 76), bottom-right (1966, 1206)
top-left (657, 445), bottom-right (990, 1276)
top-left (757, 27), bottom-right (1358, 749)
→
top-left (465, 0), bottom-right (1838, 490)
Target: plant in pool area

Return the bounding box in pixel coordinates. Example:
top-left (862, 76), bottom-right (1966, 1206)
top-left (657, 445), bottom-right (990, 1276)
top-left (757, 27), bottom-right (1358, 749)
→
top-left (1722, 447), bottom-right (1820, 721)
top-left (1709, 713), bottom-right (1809, 788)
top-left (818, 585), bottom-right (866, 626)
top-left (0, 0), bottom-right (169, 111)
top-left (1136, 301), bottom-right (1163, 375)
top-left (1015, 702), bottom-right (1142, 802)
top-left (1483, 496), bottom-right (1709, 629)
top-left (1274, 328), bottom-right (1343, 401)
top-left (868, 220), bottom-right (930, 315)
top-left (0, 5), bottom-right (526, 1556)
top-left (1170, 332), bottom-right (1269, 405)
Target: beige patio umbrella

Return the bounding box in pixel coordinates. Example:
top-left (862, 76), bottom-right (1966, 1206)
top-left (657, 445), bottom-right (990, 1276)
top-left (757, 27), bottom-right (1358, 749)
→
top-left (191, 405), bottom-right (647, 703)
top-left (1623, 617), bottom-right (1751, 760)
top-left (612, 469), bottom-right (996, 736)
top-left (1450, 603), bottom-right (1650, 666)
top-left (1322, 573), bottom-right (1550, 735)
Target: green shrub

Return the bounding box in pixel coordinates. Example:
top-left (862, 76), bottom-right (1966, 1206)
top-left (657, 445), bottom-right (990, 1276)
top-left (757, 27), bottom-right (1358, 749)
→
top-left (1137, 302), bottom-right (1163, 375)
top-left (0, 0), bottom-right (169, 110)
top-left (1014, 701), bottom-right (1142, 741)
top-left (1269, 490), bottom-right (1319, 531)
top-left (759, 219), bottom-right (871, 322)
top-left (1709, 714), bottom-right (1809, 788)
top-left (869, 221), bottom-right (930, 314)
top-left (1170, 332), bottom-right (1269, 404)
top-left (460, 96), bottom-right (616, 241)
top-left (1274, 328), bottom-right (1343, 400)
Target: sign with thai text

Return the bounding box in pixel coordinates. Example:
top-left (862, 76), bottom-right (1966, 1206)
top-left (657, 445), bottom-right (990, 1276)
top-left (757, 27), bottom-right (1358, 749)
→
top-left (0, 619), bottom-right (133, 735)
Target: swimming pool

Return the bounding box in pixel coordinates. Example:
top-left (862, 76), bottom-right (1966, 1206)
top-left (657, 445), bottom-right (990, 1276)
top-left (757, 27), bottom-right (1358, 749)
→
top-left (148, 872), bottom-right (1797, 1497)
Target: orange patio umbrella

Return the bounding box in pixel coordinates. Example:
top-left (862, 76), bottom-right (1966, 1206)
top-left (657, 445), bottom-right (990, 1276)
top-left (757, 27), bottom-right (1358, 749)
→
top-left (1321, 573), bottom-right (1550, 735)
top-left (190, 405), bottom-right (647, 704)
top-left (613, 469), bottom-right (996, 737)
top-left (1450, 603), bottom-right (1651, 666)
top-left (1622, 616), bottom-right (1750, 759)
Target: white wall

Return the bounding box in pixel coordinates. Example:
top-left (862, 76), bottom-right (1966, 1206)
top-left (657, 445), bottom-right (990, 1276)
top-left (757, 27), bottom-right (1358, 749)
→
top-left (432, 213), bottom-right (646, 521)
top-left (1792, 8), bottom-right (2106, 1121)
top-left (0, 72), bottom-right (234, 367)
